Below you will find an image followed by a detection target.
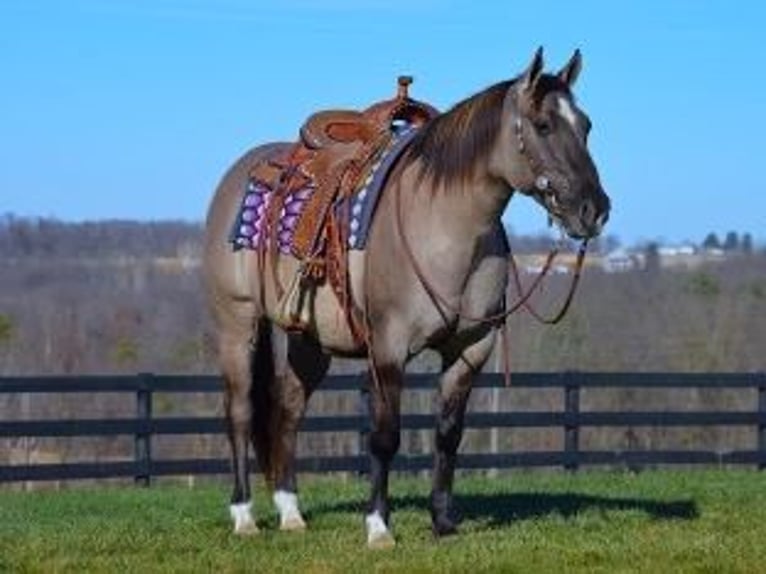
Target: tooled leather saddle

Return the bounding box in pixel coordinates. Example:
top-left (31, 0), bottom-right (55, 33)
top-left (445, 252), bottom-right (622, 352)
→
top-left (231, 77), bottom-right (439, 334)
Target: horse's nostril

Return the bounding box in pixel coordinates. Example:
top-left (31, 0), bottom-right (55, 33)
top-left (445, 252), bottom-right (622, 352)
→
top-left (580, 199), bottom-right (594, 223)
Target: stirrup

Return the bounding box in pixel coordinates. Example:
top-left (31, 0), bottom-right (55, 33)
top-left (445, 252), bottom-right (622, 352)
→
top-left (275, 266), bottom-right (315, 331)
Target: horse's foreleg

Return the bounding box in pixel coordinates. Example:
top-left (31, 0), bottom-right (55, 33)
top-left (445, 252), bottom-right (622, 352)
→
top-left (270, 334), bottom-right (329, 531)
top-left (220, 328), bottom-right (258, 535)
top-left (432, 329), bottom-right (497, 536)
top-left (365, 358), bottom-right (404, 549)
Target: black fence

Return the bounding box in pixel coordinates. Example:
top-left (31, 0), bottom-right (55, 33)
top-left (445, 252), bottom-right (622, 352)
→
top-left (1, 372), bottom-right (766, 484)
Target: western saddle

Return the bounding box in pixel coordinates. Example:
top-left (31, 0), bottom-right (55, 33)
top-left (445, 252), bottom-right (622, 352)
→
top-left (248, 76), bottom-right (439, 333)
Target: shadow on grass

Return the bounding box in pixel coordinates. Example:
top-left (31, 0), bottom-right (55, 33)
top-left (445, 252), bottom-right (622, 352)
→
top-left (310, 491), bottom-right (698, 529)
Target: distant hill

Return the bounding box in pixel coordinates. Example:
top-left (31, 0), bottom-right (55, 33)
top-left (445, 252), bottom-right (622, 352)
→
top-left (0, 216), bottom-right (203, 259)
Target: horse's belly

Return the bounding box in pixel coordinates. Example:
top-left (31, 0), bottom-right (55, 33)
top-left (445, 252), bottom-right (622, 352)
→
top-left (266, 253), bottom-right (366, 357)
top-left (306, 285), bottom-right (365, 356)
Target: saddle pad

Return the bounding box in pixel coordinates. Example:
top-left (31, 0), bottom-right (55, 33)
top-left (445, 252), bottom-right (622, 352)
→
top-left (230, 126), bottom-right (419, 254)
top-left (343, 125), bottom-right (418, 250)
top-left (230, 176), bottom-right (314, 254)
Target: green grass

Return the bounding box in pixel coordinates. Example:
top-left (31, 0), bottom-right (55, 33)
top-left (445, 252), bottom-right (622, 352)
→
top-left (1, 470), bottom-right (765, 573)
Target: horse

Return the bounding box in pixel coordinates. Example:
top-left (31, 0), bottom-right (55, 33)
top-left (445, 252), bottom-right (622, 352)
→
top-left (202, 47), bottom-right (610, 548)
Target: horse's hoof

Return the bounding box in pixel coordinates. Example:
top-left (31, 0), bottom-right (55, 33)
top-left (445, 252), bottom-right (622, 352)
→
top-left (432, 518), bottom-right (459, 538)
top-left (274, 491), bottom-right (305, 532)
top-left (233, 522), bottom-right (260, 536)
top-left (280, 516), bottom-right (307, 532)
top-left (367, 530), bottom-right (396, 550)
top-left (365, 511), bottom-right (395, 549)
top-left (230, 502), bottom-right (258, 535)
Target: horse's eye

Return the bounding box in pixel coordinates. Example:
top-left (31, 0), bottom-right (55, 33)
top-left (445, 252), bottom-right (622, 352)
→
top-left (535, 121), bottom-right (552, 136)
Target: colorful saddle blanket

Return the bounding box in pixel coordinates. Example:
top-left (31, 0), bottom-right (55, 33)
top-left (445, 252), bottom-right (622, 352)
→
top-left (230, 124), bottom-right (419, 255)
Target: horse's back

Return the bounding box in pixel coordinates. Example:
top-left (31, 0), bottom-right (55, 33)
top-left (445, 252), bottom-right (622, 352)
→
top-left (205, 142), bottom-right (290, 235)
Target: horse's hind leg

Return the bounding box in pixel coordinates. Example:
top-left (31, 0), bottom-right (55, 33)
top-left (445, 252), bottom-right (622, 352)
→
top-left (432, 328), bottom-right (497, 536)
top-left (364, 324), bottom-right (407, 549)
top-left (269, 332), bottom-right (330, 531)
top-left (217, 307), bottom-right (261, 535)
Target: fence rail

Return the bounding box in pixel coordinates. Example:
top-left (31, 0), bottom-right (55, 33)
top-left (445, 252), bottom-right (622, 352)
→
top-left (1, 372), bottom-right (765, 484)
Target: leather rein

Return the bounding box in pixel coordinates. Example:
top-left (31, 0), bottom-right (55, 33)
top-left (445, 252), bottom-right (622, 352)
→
top-left (394, 176), bottom-right (588, 326)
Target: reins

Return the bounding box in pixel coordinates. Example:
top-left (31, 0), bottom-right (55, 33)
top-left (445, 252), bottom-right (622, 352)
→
top-left (394, 176), bottom-right (587, 327)
top-left (391, 178), bottom-right (586, 388)
top-left (508, 239), bottom-right (588, 324)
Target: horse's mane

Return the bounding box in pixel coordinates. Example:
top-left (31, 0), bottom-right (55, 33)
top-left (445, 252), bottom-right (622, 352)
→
top-left (403, 74), bottom-right (569, 189)
top-left (403, 79), bottom-right (513, 188)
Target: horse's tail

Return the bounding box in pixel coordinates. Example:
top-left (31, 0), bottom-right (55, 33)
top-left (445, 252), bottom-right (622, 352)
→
top-left (250, 318), bottom-right (278, 486)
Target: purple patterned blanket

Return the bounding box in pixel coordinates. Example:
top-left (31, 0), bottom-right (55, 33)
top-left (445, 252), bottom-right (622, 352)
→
top-left (230, 126), bottom-right (418, 255)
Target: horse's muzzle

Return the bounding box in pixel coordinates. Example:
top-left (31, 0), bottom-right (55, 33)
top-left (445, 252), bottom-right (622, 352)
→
top-left (562, 190), bottom-right (610, 239)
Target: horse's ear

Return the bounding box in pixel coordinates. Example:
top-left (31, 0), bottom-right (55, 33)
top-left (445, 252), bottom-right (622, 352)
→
top-left (521, 46), bottom-right (544, 93)
top-left (557, 49), bottom-right (582, 88)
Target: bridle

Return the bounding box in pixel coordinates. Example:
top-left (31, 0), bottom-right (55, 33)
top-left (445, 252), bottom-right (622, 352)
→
top-left (507, 88), bottom-right (589, 324)
top-left (510, 91), bottom-right (572, 214)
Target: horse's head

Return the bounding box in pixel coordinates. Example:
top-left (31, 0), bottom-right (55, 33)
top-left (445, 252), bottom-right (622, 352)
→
top-left (491, 48), bottom-right (610, 239)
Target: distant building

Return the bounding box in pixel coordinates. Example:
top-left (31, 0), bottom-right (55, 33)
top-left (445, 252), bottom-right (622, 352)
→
top-left (602, 248), bottom-right (644, 273)
top-left (702, 246), bottom-right (725, 259)
top-left (658, 244), bottom-right (696, 257)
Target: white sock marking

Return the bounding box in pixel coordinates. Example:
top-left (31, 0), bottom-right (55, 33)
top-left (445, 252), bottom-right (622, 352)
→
top-left (229, 501), bottom-right (257, 533)
top-left (273, 490), bottom-right (303, 527)
top-left (365, 511), bottom-right (390, 543)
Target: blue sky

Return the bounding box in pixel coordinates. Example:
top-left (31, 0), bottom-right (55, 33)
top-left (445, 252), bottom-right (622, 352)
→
top-left (1, 1), bottom-right (763, 246)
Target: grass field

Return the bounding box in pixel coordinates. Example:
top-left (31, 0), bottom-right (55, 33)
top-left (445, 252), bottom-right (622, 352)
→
top-left (1, 470), bottom-right (765, 573)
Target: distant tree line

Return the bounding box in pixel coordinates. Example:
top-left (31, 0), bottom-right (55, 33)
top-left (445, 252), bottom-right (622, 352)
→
top-left (701, 231), bottom-right (754, 254)
top-left (0, 215), bottom-right (202, 259)
top-left (1, 217), bottom-right (765, 476)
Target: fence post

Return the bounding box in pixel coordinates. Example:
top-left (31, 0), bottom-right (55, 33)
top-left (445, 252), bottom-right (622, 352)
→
top-left (563, 371), bottom-right (580, 472)
top-left (758, 374), bottom-right (766, 471)
top-left (358, 379), bottom-right (371, 476)
top-left (135, 372), bottom-right (153, 486)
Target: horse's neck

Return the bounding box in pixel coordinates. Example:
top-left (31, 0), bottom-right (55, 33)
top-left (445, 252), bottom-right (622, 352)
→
top-left (396, 162), bottom-right (510, 286)
top-left (416, 165), bottom-right (508, 242)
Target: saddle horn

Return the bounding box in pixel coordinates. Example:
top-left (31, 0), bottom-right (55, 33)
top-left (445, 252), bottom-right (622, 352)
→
top-left (397, 76), bottom-right (413, 99)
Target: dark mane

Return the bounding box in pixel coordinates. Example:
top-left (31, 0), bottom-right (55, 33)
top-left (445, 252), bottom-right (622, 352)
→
top-left (403, 80), bottom-right (512, 188)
